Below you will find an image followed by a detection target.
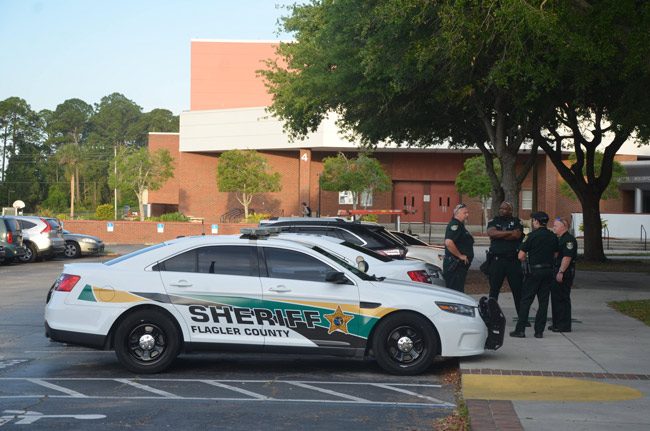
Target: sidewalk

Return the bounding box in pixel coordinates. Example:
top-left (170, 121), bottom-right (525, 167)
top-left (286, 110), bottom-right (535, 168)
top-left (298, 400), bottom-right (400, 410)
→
top-left (462, 270), bottom-right (650, 430)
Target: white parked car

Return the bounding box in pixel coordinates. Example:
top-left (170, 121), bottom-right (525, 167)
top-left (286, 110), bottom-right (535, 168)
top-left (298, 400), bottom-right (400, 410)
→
top-left (45, 230), bottom-right (505, 375)
top-left (279, 233), bottom-right (444, 287)
top-left (14, 216), bottom-right (65, 262)
top-left (389, 231), bottom-right (445, 269)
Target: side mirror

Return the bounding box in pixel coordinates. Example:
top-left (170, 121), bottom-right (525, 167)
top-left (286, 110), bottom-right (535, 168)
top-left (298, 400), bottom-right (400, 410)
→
top-left (325, 271), bottom-right (351, 284)
top-left (357, 259), bottom-right (369, 273)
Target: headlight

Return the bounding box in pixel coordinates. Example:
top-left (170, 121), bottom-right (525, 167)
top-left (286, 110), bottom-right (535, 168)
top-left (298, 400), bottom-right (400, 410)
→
top-left (80, 238), bottom-right (97, 244)
top-left (435, 302), bottom-right (476, 317)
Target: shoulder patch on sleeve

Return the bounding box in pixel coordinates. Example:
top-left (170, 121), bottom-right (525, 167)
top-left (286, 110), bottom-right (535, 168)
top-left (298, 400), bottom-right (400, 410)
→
top-left (567, 242), bottom-right (574, 250)
top-left (451, 224), bottom-right (458, 231)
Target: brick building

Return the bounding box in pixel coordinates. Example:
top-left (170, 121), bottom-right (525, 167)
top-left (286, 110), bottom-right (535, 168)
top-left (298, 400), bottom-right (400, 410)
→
top-left (147, 40), bottom-right (650, 225)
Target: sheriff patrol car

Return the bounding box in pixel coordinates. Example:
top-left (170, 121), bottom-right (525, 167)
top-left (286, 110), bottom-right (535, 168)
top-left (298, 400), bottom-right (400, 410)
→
top-left (45, 229), bottom-right (504, 375)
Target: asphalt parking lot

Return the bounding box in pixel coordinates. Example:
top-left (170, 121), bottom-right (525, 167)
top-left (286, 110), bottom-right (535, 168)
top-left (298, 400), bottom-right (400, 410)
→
top-left (0, 255), bottom-right (457, 430)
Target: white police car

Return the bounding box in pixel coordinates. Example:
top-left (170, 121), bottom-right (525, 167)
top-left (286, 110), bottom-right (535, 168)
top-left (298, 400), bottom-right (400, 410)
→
top-left (45, 229), bottom-right (504, 375)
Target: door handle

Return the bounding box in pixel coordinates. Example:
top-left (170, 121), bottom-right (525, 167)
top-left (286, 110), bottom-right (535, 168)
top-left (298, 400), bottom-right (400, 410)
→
top-left (169, 280), bottom-right (192, 288)
top-left (269, 285), bottom-right (291, 293)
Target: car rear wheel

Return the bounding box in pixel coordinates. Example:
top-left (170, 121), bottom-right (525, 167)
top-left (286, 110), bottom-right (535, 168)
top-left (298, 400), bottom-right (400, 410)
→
top-left (114, 309), bottom-right (181, 374)
top-left (19, 243), bottom-right (37, 263)
top-left (64, 241), bottom-right (81, 258)
top-left (372, 312), bottom-right (437, 375)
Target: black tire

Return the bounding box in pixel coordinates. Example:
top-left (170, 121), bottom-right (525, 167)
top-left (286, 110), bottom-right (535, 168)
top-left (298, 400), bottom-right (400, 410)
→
top-left (64, 241), bottom-right (81, 258)
top-left (114, 309), bottom-right (181, 374)
top-left (19, 243), bottom-right (37, 263)
top-left (372, 312), bottom-right (438, 375)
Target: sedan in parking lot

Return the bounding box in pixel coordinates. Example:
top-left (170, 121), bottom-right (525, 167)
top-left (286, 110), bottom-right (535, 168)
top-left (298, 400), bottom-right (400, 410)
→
top-left (14, 216), bottom-right (65, 262)
top-left (62, 229), bottom-right (105, 258)
top-left (45, 229), bottom-right (505, 375)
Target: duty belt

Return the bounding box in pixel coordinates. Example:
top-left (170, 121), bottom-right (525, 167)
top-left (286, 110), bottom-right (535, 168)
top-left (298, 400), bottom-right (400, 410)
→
top-left (531, 264), bottom-right (552, 269)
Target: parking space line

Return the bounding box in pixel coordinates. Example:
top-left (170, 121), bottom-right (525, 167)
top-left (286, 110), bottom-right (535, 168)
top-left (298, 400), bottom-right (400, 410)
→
top-left (287, 381), bottom-right (370, 402)
top-left (114, 379), bottom-right (181, 398)
top-left (200, 380), bottom-right (270, 399)
top-left (27, 379), bottom-right (87, 398)
top-left (370, 383), bottom-right (454, 407)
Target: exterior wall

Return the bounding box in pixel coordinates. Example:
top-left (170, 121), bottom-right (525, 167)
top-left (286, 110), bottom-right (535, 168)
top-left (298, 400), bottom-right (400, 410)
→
top-left (191, 40), bottom-right (278, 111)
top-left (61, 220), bottom-right (256, 245)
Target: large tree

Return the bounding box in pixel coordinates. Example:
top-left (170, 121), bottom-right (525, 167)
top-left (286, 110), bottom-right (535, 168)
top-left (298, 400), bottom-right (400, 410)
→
top-left (216, 150), bottom-right (281, 219)
top-left (456, 156), bottom-right (501, 228)
top-left (320, 152), bottom-right (392, 211)
top-left (532, 0), bottom-right (650, 261)
top-left (109, 147), bottom-right (174, 221)
top-left (261, 0), bottom-right (553, 216)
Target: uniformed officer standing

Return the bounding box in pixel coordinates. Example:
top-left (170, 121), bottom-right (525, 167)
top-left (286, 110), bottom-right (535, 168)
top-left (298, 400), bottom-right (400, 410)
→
top-left (549, 217), bottom-right (577, 332)
top-left (443, 204), bottom-right (474, 293)
top-left (486, 201), bottom-right (524, 315)
top-left (510, 211), bottom-right (558, 338)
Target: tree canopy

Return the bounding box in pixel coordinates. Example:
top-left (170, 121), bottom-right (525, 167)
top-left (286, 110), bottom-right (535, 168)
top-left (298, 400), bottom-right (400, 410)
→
top-left (216, 150), bottom-right (282, 219)
top-left (320, 152), bottom-right (392, 210)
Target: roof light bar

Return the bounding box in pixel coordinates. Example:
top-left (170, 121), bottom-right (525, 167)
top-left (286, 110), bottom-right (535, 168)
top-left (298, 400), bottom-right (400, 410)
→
top-left (240, 227), bottom-right (282, 239)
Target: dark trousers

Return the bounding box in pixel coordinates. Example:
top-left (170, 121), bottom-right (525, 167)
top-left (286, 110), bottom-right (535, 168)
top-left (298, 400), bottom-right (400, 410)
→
top-left (488, 256), bottom-right (523, 315)
top-left (551, 271), bottom-right (573, 331)
top-left (515, 269), bottom-right (553, 334)
top-left (443, 257), bottom-right (469, 293)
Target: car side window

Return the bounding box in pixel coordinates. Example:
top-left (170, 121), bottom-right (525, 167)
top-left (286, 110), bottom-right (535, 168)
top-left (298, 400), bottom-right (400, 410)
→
top-left (263, 247), bottom-right (336, 282)
top-left (297, 226), bottom-right (341, 239)
top-left (161, 249), bottom-right (197, 272)
top-left (197, 246), bottom-right (258, 276)
top-left (20, 220), bottom-right (36, 230)
top-left (337, 229), bottom-right (365, 245)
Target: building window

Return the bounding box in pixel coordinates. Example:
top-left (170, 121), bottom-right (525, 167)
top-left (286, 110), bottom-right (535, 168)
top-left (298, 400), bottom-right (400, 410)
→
top-left (338, 190), bottom-right (373, 207)
top-left (521, 190), bottom-right (533, 210)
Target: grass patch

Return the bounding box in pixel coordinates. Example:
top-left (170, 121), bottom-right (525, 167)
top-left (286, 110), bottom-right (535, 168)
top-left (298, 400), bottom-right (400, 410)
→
top-left (609, 300), bottom-right (650, 326)
top-left (576, 259), bottom-right (650, 273)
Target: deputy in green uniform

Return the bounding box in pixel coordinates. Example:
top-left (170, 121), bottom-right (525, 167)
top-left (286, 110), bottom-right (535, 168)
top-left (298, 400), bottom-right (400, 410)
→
top-left (549, 217), bottom-right (577, 332)
top-left (510, 211), bottom-right (558, 338)
top-left (443, 204), bottom-right (474, 293)
top-left (486, 201), bottom-right (524, 316)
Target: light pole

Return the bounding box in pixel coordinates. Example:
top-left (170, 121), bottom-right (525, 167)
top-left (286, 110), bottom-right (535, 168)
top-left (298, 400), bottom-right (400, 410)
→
top-left (7, 189), bottom-right (14, 206)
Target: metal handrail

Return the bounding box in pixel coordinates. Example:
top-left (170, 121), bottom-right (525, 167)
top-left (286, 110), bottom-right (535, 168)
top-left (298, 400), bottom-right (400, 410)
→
top-left (641, 225), bottom-right (647, 251)
top-left (602, 225), bottom-right (610, 250)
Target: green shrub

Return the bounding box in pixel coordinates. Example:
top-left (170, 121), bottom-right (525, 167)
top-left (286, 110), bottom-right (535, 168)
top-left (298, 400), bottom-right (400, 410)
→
top-left (56, 213), bottom-right (69, 221)
top-left (245, 213), bottom-right (272, 224)
top-left (159, 212), bottom-right (189, 222)
top-left (95, 204), bottom-right (114, 220)
top-left (360, 214), bottom-right (378, 223)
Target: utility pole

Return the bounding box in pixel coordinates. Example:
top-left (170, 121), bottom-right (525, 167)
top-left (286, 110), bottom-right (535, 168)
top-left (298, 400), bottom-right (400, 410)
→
top-left (114, 145), bottom-right (118, 220)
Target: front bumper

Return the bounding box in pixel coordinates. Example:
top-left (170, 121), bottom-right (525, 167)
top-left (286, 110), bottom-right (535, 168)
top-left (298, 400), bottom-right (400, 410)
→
top-left (478, 296), bottom-right (506, 350)
top-left (80, 242), bottom-right (105, 255)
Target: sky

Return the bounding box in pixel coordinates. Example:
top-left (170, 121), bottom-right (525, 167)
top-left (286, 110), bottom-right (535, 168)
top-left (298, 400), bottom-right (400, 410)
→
top-left (0, 0), bottom-right (297, 115)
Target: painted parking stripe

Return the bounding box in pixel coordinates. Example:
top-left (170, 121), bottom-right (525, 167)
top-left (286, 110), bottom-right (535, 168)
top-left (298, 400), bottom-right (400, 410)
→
top-left (114, 379), bottom-right (181, 398)
top-left (371, 383), bottom-right (454, 407)
top-left (286, 381), bottom-right (370, 402)
top-left (26, 379), bottom-right (87, 398)
top-left (200, 380), bottom-right (269, 400)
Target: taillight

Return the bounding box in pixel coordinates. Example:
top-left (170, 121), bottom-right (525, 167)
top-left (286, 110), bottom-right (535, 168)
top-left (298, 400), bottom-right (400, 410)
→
top-left (408, 270), bottom-right (432, 284)
top-left (40, 218), bottom-right (52, 234)
top-left (7, 232), bottom-right (12, 244)
top-left (53, 274), bottom-right (81, 292)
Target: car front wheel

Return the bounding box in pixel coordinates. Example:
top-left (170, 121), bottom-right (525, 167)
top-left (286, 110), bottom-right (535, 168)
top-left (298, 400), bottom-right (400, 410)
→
top-left (64, 241), bottom-right (81, 258)
top-left (114, 309), bottom-right (181, 374)
top-left (372, 312), bottom-right (438, 375)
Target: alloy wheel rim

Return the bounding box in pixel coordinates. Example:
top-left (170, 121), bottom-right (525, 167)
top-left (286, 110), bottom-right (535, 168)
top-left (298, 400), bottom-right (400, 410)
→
top-left (386, 325), bottom-right (425, 365)
top-left (127, 323), bottom-right (166, 363)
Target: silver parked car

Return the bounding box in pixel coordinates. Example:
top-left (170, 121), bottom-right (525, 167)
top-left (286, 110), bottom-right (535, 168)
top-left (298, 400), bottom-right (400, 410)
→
top-left (14, 216), bottom-right (66, 262)
top-left (62, 229), bottom-right (105, 258)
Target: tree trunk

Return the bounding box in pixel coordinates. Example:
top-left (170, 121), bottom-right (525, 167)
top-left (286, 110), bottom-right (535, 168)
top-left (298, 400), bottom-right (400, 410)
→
top-left (580, 192), bottom-right (606, 262)
top-left (500, 153), bottom-right (520, 216)
top-left (137, 191), bottom-right (145, 222)
top-left (70, 174), bottom-right (75, 219)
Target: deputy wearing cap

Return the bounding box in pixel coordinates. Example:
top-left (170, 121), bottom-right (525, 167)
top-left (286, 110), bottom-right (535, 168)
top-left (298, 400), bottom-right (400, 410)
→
top-left (443, 203), bottom-right (474, 293)
top-left (510, 211), bottom-right (559, 338)
top-left (549, 217), bottom-right (577, 332)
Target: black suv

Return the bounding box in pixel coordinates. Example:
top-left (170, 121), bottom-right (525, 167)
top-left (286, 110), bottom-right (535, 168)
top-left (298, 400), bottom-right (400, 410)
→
top-left (0, 216), bottom-right (25, 263)
top-left (262, 218), bottom-right (408, 259)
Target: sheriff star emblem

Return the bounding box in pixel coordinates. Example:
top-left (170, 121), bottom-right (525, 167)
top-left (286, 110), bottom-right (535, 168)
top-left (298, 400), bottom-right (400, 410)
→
top-left (324, 305), bottom-right (354, 335)
top-left (451, 225), bottom-right (458, 231)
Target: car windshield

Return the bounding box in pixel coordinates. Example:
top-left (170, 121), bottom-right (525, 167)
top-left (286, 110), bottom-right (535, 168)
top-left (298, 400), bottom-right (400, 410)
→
top-left (340, 241), bottom-right (392, 262)
top-left (391, 231), bottom-right (428, 246)
top-left (104, 243), bottom-right (168, 266)
top-left (311, 246), bottom-right (374, 281)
